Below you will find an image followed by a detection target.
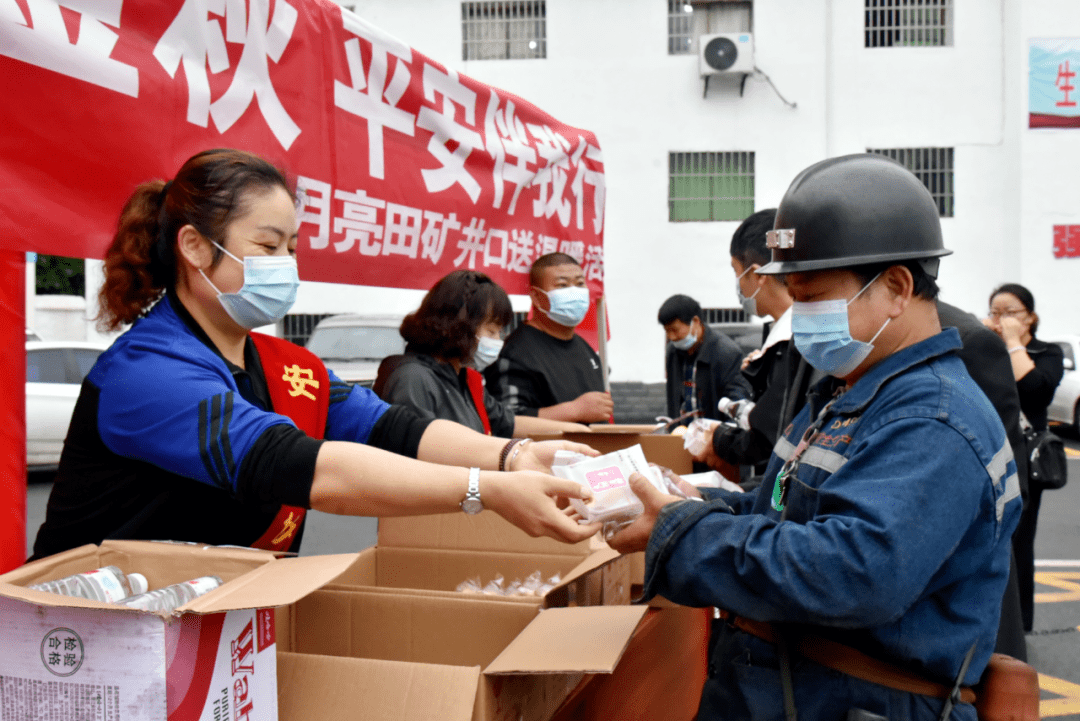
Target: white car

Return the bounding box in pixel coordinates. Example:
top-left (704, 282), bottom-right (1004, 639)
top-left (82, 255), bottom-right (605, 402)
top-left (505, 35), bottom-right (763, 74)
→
top-left (1045, 335), bottom-right (1080, 431)
top-left (26, 340), bottom-right (109, 470)
top-left (305, 314), bottom-right (406, 387)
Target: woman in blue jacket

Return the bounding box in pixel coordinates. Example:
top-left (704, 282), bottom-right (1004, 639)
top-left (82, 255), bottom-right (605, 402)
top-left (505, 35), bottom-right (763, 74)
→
top-left (32, 149), bottom-right (598, 559)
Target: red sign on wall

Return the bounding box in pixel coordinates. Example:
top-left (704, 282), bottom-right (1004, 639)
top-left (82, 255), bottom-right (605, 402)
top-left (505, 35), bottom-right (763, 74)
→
top-left (0, 0), bottom-right (605, 300)
top-left (1053, 225), bottom-right (1080, 258)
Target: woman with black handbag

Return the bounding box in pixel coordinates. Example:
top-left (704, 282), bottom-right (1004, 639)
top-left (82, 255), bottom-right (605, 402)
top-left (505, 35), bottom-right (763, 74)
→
top-left (984, 282), bottom-right (1065, 632)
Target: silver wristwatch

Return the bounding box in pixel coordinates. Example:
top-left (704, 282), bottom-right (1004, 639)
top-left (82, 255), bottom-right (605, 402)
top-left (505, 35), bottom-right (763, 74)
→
top-left (460, 467), bottom-right (483, 515)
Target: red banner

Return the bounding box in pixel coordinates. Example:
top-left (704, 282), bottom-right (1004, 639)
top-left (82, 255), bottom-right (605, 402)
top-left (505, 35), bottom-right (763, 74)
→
top-left (0, 251), bottom-right (26, 572)
top-left (0, 0), bottom-right (605, 301)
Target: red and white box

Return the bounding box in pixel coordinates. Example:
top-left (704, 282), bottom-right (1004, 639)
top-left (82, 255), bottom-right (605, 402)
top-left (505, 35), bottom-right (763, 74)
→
top-left (0, 541), bottom-right (355, 721)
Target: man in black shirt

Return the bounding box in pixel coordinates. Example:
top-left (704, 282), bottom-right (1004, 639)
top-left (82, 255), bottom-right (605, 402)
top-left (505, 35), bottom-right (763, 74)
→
top-left (658, 294), bottom-right (751, 424)
top-left (484, 253), bottom-right (612, 422)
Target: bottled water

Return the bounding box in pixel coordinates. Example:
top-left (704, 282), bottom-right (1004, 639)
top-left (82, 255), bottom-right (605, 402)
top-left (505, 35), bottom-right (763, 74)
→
top-left (120, 576), bottom-right (224, 612)
top-left (28, 566), bottom-right (148, 603)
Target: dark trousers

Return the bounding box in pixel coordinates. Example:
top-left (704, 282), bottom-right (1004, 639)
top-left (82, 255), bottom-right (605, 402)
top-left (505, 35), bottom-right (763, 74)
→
top-left (1012, 485), bottom-right (1044, 632)
top-left (995, 550), bottom-right (1027, 661)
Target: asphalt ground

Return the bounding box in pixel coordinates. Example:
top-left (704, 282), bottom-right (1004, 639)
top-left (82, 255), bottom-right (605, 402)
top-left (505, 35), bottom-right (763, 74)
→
top-left (1027, 426), bottom-right (1080, 719)
top-left (23, 431), bottom-right (1080, 718)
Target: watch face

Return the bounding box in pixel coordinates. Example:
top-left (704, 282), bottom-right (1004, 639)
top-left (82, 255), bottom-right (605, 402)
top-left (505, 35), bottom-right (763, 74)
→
top-left (461, 498), bottom-right (484, 515)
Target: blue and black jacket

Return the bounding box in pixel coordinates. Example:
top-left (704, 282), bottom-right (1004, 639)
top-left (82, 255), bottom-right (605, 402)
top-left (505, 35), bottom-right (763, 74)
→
top-left (32, 294), bottom-right (430, 558)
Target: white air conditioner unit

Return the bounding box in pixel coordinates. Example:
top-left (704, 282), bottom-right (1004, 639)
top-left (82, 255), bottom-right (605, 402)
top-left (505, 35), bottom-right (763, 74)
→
top-left (699, 33), bottom-right (754, 76)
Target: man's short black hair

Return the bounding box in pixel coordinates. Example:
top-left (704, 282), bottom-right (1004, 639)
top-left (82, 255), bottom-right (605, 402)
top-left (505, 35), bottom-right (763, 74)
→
top-left (658, 294), bottom-right (702, 326)
top-left (849, 260), bottom-right (940, 300)
top-left (729, 208), bottom-right (778, 268)
top-left (529, 252), bottom-right (581, 286)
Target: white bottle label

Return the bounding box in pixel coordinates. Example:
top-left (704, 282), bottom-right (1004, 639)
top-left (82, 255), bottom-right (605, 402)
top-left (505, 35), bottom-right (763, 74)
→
top-left (86, 569), bottom-right (127, 603)
top-left (185, 577), bottom-right (221, 597)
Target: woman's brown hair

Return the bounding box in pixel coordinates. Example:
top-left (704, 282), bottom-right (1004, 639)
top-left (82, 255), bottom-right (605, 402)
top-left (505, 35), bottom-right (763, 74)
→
top-left (97, 148), bottom-right (291, 331)
top-left (399, 270), bottom-right (514, 362)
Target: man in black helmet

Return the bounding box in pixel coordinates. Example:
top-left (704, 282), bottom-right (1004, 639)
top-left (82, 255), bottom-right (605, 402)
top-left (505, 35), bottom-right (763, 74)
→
top-left (610, 154), bottom-right (1022, 721)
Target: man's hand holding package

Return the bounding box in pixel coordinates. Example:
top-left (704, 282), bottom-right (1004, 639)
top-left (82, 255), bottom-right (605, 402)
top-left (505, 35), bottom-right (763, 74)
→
top-left (741, 348), bottom-right (763, 370)
top-left (606, 472), bottom-right (685, 554)
top-left (689, 424), bottom-right (722, 468)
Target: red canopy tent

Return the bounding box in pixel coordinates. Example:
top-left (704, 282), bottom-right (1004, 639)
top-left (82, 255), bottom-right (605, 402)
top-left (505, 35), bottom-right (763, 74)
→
top-left (0, 0), bottom-right (605, 572)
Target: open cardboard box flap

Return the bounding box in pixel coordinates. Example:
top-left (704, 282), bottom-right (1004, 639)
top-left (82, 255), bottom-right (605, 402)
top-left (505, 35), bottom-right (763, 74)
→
top-left (277, 651), bottom-right (480, 721)
top-left (484, 605), bottom-right (648, 675)
top-left (0, 541), bottom-right (358, 614)
top-left (183, 553), bottom-right (360, 613)
top-left (378, 512), bottom-right (591, 555)
top-left (554, 545), bottom-right (620, 591)
top-left (587, 423), bottom-right (664, 433)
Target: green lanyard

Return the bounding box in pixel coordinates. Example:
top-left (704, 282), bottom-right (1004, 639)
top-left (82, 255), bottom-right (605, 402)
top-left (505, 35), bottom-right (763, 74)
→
top-left (771, 394), bottom-right (842, 513)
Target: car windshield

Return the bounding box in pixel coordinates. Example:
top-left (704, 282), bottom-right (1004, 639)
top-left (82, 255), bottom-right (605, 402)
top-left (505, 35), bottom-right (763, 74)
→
top-left (307, 326), bottom-right (405, 362)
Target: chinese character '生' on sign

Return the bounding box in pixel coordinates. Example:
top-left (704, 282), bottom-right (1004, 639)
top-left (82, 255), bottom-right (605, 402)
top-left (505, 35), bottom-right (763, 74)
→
top-left (1053, 225), bottom-right (1080, 259)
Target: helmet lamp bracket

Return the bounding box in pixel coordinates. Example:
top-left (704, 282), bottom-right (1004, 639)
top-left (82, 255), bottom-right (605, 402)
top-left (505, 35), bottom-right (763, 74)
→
top-left (766, 229), bottom-right (796, 249)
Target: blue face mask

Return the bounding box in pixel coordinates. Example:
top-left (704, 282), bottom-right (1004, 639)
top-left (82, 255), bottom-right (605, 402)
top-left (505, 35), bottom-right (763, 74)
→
top-left (201, 242), bottom-right (300, 329)
top-left (535, 286), bottom-right (590, 328)
top-left (671, 324), bottom-right (698, 351)
top-left (472, 335), bottom-right (503, 372)
top-left (791, 273), bottom-right (890, 378)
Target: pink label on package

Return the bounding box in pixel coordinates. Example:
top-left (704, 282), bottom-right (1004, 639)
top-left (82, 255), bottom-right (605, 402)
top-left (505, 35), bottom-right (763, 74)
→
top-left (584, 466), bottom-right (627, 492)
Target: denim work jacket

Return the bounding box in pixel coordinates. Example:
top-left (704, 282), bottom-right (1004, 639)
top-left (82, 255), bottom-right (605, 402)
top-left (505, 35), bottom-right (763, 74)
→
top-left (641, 329), bottom-right (1022, 721)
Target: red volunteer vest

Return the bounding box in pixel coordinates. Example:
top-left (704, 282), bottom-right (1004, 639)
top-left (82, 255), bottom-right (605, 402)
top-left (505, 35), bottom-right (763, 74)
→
top-left (248, 333), bottom-right (330, 552)
top-left (465, 368), bottom-right (492, 435)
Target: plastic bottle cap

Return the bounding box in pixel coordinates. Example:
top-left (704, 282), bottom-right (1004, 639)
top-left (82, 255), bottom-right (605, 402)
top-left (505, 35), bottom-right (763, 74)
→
top-left (128, 573), bottom-right (149, 595)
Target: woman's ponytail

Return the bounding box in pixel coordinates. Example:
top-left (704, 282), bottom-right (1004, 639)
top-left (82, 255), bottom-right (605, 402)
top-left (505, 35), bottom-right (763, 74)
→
top-left (96, 149), bottom-right (291, 331)
top-left (96, 180), bottom-right (170, 331)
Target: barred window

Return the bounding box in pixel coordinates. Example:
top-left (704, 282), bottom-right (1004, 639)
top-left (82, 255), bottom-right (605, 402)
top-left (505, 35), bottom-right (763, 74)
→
top-left (283, 314), bottom-right (333, 347)
top-left (865, 0), bottom-right (953, 48)
top-left (868, 147), bottom-right (954, 217)
top-left (668, 1), bottom-right (695, 55)
top-left (668, 0), bottom-right (752, 56)
top-left (701, 308), bottom-right (747, 323)
top-left (462, 1), bottom-right (546, 61)
top-left (669, 151), bottom-right (754, 222)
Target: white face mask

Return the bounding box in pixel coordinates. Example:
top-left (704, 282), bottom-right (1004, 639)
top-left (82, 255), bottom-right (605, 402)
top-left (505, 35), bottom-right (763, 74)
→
top-left (472, 335), bottom-right (504, 372)
top-left (200, 242), bottom-right (299, 329)
top-left (671, 322), bottom-right (698, 352)
top-left (735, 264), bottom-right (761, 318)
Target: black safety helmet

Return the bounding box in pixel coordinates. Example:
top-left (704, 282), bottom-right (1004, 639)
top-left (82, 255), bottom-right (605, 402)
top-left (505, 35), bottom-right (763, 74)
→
top-left (757, 153), bottom-right (952, 277)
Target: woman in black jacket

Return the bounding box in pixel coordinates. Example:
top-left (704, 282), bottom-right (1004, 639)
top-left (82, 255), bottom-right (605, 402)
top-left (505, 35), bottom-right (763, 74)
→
top-left (375, 270), bottom-right (587, 438)
top-left (985, 282), bottom-right (1065, 632)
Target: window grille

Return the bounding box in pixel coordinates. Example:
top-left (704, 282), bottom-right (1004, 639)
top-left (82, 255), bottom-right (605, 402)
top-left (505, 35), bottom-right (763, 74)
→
top-left (867, 147), bottom-right (954, 217)
top-left (668, 1), bottom-right (695, 55)
top-left (865, 0), bottom-right (953, 48)
top-left (462, 1), bottom-right (546, 61)
top-left (702, 308), bottom-right (747, 324)
top-left (669, 151), bottom-right (755, 222)
top-left (283, 314), bottom-right (333, 347)
top-left (667, 1), bottom-right (751, 56)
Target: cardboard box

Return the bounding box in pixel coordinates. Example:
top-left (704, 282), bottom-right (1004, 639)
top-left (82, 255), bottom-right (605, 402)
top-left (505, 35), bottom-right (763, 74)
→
top-left (0, 541), bottom-right (356, 721)
top-left (277, 591), bottom-right (647, 721)
top-left (548, 606), bottom-right (711, 721)
top-left (274, 512), bottom-right (645, 721)
top-left (532, 426), bottom-right (694, 474)
top-left (326, 511), bottom-right (632, 608)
